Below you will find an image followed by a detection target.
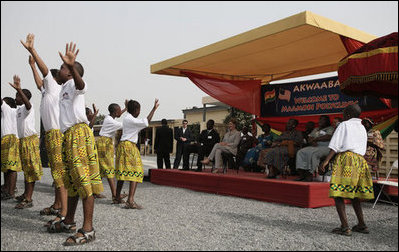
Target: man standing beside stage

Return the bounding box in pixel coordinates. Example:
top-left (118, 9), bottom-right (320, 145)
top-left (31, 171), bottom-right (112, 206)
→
top-left (154, 119), bottom-right (173, 169)
top-left (173, 120), bottom-right (193, 169)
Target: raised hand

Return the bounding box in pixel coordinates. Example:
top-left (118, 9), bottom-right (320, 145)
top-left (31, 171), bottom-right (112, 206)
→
top-left (20, 33), bottom-right (35, 52)
top-left (154, 98), bottom-right (160, 109)
top-left (58, 42), bottom-right (79, 67)
top-left (92, 104), bottom-right (99, 116)
top-left (8, 75), bottom-right (21, 90)
top-left (28, 55), bottom-right (35, 66)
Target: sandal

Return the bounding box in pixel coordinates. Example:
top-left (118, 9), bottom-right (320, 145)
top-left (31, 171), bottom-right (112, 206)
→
top-left (59, 221), bottom-right (77, 233)
top-left (112, 197), bottom-right (126, 204)
top-left (15, 198), bottom-right (33, 209)
top-left (352, 225), bottom-right (369, 234)
top-left (63, 228), bottom-right (96, 246)
top-left (1, 192), bottom-right (14, 201)
top-left (93, 193), bottom-right (106, 199)
top-left (124, 201), bottom-right (143, 209)
top-left (40, 205), bottom-right (60, 216)
top-left (332, 226), bottom-right (352, 236)
top-left (47, 213), bottom-right (66, 233)
top-left (15, 194), bottom-right (25, 203)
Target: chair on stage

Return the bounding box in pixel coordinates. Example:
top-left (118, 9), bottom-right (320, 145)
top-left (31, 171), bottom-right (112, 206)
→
top-left (372, 160), bottom-right (398, 208)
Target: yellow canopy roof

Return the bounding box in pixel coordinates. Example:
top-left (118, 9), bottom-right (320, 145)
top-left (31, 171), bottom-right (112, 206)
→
top-left (151, 11), bottom-right (377, 83)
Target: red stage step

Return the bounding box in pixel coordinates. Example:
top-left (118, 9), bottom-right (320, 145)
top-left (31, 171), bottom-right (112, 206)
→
top-left (150, 169), bottom-right (340, 208)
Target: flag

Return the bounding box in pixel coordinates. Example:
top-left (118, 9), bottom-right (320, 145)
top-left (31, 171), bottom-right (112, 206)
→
top-left (264, 89), bottom-right (276, 103)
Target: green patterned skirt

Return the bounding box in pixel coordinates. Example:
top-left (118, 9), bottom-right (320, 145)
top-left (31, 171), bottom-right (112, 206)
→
top-left (20, 135), bottom-right (43, 182)
top-left (1, 134), bottom-right (22, 173)
top-left (62, 123), bottom-right (103, 198)
top-left (45, 129), bottom-right (65, 188)
top-left (115, 141), bottom-right (144, 183)
top-left (329, 151), bottom-right (374, 200)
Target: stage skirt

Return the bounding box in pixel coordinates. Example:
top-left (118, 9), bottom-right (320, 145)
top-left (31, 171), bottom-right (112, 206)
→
top-left (329, 151), bottom-right (374, 200)
top-left (62, 123), bottom-right (103, 198)
top-left (115, 140), bottom-right (144, 183)
top-left (20, 134), bottom-right (43, 182)
top-left (1, 134), bottom-right (22, 173)
top-left (96, 136), bottom-right (115, 178)
top-left (45, 129), bottom-right (65, 188)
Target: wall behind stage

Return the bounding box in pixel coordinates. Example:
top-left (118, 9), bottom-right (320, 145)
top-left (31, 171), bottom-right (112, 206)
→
top-left (261, 76), bottom-right (389, 117)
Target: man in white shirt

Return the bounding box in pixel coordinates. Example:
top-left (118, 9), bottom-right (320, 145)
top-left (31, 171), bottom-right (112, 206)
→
top-left (9, 75), bottom-right (43, 209)
top-left (1, 97), bottom-right (21, 201)
top-left (58, 42), bottom-right (103, 246)
top-left (320, 104), bottom-right (374, 236)
top-left (21, 33), bottom-right (68, 230)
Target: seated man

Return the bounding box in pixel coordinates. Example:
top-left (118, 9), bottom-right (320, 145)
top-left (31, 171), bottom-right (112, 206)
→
top-left (183, 119), bottom-right (220, 172)
top-left (295, 115), bottom-right (334, 182)
top-left (201, 118), bottom-right (241, 173)
top-left (235, 126), bottom-right (256, 170)
top-left (259, 119), bottom-right (303, 178)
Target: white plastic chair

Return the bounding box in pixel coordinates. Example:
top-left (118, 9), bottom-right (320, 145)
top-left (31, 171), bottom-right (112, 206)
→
top-left (372, 160), bottom-right (398, 208)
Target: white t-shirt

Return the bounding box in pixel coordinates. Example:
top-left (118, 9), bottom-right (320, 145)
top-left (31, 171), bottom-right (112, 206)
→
top-left (1, 102), bottom-right (18, 138)
top-left (99, 115), bottom-right (123, 138)
top-left (40, 72), bottom-right (61, 131)
top-left (328, 118), bottom-right (367, 155)
top-left (59, 79), bottom-right (89, 133)
top-left (120, 114), bottom-right (148, 143)
top-left (16, 104), bottom-right (38, 138)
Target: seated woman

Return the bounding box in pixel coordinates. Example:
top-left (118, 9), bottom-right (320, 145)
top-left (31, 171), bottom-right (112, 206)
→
top-left (295, 115), bottom-right (335, 182)
top-left (201, 118), bottom-right (241, 173)
top-left (259, 119), bottom-right (303, 178)
top-left (362, 118), bottom-right (384, 178)
top-left (241, 123), bottom-right (276, 172)
top-left (235, 126), bottom-right (256, 171)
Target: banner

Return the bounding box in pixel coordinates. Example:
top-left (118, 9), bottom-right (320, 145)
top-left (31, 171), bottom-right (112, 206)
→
top-left (261, 76), bottom-right (389, 117)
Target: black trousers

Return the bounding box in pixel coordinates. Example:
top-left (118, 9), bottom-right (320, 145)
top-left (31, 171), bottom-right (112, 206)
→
top-left (183, 144), bottom-right (199, 169)
top-left (173, 143), bottom-right (188, 168)
top-left (157, 151), bottom-right (171, 169)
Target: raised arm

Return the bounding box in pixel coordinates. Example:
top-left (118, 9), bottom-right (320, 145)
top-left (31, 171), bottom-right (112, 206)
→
top-left (9, 75), bottom-right (31, 110)
top-left (146, 99), bottom-right (159, 123)
top-left (88, 104), bottom-right (99, 128)
top-left (121, 99), bottom-right (128, 114)
top-left (21, 33), bottom-right (49, 77)
top-left (59, 42), bottom-right (84, 90)
top-left (28, 56), bottom-right (44, 91)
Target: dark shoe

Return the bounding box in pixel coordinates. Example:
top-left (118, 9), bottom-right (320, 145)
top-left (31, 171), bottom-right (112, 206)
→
top-left (352, 225), bottom-right (369, 234)
top-left (195, 168), bottom-right (202, 172)
top-left (294, 176), bottom-right (305, 181)
top-left (332, 226), bottom-right (352, 236)
top-left (182, 168), bottom-right (189, 171)
top-left (303, 171), bottom-right (313, 182)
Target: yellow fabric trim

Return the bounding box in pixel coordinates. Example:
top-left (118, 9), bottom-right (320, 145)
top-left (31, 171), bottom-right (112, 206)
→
top-left (271, 128), bottom-right (282, 136)
top-left (339, 46), bottom-right (398, 67)
top-left (373, 115), bottom-right (398, 131)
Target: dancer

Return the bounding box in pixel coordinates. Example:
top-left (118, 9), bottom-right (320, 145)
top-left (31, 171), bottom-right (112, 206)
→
top-left (9, 75), bottom-right (43, 209)
top-left (115, 98), bottom-right (159, 209)
top-left (320, 104), bottom-right (374, 236)
top-left (58, 42), bottom-right (103, 245)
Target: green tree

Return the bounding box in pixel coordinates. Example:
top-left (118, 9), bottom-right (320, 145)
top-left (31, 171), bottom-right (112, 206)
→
top-left (223, 107), bottom-right (253, 131)
top-left (95, 113), bottom-right (106, 125)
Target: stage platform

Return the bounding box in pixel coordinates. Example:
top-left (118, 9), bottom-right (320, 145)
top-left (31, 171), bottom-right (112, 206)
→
top-left (150, 168), bottom-right (337, 208)
top-left (149, 168), bottom-right (398, 208)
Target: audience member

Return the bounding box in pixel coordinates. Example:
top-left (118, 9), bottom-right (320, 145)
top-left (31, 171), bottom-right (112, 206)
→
top-left (201, 118), bottom-right (241, 173)
top-left (173, 120), bottom-right (193, 169)
top-left (235, 126), bottom-right (256, 170)
top-left (295, 115), bottom-right (334, 181)
top-left (154, 119), bottom-right (173, 169)
top-left (302, 121), bottom-right (315, 147)
top-left (362, 118), bottom-right (384, 178)
top-left (259, 119), bottom-right (303, 178)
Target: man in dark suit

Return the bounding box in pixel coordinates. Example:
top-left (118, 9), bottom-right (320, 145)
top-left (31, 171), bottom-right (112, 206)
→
top-left (182, 119), bottom-right (220, 172)
top-left (173, 119), bottom-right (193, 169)
top-left (154, 119), bottom-right (173, 169)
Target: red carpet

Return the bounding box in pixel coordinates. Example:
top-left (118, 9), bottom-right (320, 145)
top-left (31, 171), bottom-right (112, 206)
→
top-left (150, 168), bottom-right (339, 208)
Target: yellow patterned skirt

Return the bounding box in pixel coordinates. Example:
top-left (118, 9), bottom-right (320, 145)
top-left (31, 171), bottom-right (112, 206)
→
top-left (96, 136), bottom-right (115, 178)
top-left (329, 151), bottom-right (374, 200)
top-left (62, 123), bottom-right (103, 198)
top-left (1, 134), bottom-right (22, 173)
top-left (45, 129), bottom-right (65, 188)
top-left (115, 141), bottom-right (144, 183)
top-left (20, 135), bottom-right (43, 182)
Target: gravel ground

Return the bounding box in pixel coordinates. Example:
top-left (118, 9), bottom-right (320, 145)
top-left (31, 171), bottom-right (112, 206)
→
top-left (1, 156), bottom-right (398, 251)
